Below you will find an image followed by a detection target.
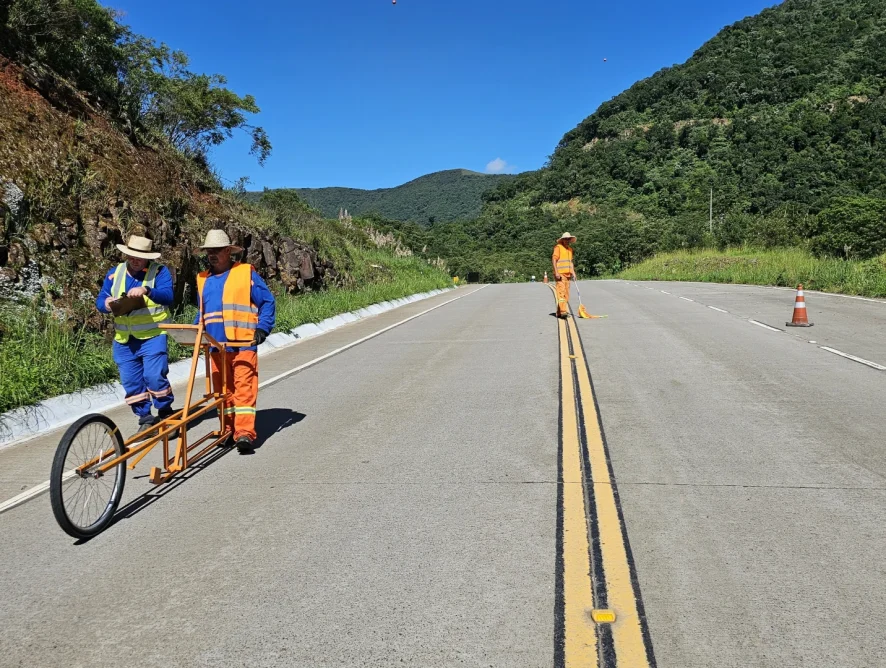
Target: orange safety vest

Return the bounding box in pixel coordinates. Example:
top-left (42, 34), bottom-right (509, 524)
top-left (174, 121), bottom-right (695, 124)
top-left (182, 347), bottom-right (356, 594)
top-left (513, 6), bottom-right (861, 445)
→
top-left (553, 243), bottom-right (574, 276)
top-left (196, 262), bottom-right (259, 342)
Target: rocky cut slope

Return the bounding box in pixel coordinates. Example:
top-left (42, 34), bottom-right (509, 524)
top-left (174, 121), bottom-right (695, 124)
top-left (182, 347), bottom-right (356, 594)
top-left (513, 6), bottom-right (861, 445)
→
top-left (0, 55), bottom-right (328, 330)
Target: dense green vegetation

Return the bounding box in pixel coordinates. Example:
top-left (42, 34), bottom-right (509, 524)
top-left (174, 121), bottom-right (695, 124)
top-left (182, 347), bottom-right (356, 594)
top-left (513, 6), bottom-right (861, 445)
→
top-left (619, 247), bottom-right (886, 297)
top-left (421, 0), bottom-right (886, 282)
top-left (257, 170), bottom-right (515, 224)
top-left (0, 0), bottom-right (270, 164)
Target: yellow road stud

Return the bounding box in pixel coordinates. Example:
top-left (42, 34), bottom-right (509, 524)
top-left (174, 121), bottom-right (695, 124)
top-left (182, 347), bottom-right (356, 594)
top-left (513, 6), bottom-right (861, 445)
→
top-left (591, 609), bottom-right (617, 624)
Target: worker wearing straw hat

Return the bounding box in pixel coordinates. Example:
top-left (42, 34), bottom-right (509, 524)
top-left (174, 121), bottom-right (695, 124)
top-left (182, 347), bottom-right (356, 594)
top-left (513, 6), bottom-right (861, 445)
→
top-left (552, 232), bottom-right (576, 318)
top-left (194, 230), bottom-right (276, 454)
top-left (95, 235), bottom-right (175, 433)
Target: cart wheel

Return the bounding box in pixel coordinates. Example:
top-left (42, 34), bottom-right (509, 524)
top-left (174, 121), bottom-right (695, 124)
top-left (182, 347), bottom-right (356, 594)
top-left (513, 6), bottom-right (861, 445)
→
top-left (50, 414), bottom-right (126, 539)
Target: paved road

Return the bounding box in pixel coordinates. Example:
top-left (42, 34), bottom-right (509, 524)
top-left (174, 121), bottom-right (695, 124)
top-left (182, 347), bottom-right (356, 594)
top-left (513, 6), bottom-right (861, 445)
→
top-left (0, 281), bottom-right (884, 667)
top-left (586, 280), bottom-right (886, 667)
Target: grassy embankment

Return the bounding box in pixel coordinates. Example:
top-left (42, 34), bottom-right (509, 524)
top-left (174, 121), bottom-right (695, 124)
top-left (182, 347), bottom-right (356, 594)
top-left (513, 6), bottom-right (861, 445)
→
top-left (0, 253), bottom-right (450, 415)
top-left (617, 247), bottom-right (886, 296)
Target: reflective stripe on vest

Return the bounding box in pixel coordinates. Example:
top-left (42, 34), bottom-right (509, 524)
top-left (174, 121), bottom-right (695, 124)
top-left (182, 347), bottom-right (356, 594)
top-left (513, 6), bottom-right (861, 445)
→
top-left (555, 245), bottom-right (574, 275)
top-left (197, 263), bottom-right (259, 343)
top-left (111, 262), bottom-right (170, 343)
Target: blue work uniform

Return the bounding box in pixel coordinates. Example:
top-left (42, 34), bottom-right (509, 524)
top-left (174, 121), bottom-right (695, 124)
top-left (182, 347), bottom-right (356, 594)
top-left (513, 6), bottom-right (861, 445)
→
top-left (192, 267), bottom-right (276, 351)
top-left (96, 264), bottom-right (175, 422)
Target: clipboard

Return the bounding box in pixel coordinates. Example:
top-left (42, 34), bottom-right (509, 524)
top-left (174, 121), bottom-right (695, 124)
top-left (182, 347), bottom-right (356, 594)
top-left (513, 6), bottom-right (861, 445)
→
top-left (109, 295), bottom-right (147, 317)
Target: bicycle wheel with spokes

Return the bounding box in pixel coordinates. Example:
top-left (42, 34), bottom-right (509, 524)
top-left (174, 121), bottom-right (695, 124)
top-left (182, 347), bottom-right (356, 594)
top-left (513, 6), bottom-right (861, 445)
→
top-left (50, 414), bottom-right (126, 539)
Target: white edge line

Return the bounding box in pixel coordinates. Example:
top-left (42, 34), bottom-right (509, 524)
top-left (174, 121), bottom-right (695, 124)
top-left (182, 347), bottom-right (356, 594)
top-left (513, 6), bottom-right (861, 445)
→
top-left (679, 296), bottom-right (694, 302)
top-left (819, 346), bottom-right (886, 370)
top-left (749, 319), bottom-right (783, 332)
top-left (625, 281), bottom-right (886, 305)
top-left (707, 306), bottom-right (729, 313)
top-left (660, 290), bottom-right (671, 295)
top-left (259, 285), bottom-right (487, 389)
top-left (766, 285), bottom-right (886, 304)
top-left (0, 471), bottom-right (76, 515)
top-left (0, 286), bottom-right (487, 515)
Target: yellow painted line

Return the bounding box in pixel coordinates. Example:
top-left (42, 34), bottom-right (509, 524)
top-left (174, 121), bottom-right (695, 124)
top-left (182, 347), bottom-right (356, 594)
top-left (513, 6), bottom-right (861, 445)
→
top-left (559, 316), bottom-right (598, 665)
top-left (568, 316), bottom-right (651, 666)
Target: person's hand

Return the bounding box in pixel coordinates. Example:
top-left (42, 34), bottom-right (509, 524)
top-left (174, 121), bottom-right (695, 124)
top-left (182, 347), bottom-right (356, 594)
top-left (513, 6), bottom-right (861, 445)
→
top-left (554, 273), bottom-right (562, 281)
top-left (127, 286), bottom-right (148, 298)
top-left (251, 329), bottom-right (269, 346)
top-left (104, 296), bottom-right (115, 311)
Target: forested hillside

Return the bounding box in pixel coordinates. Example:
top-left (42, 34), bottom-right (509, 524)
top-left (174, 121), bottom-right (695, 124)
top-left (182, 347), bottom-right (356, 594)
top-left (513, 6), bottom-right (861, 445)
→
top-left (258, 170), bottom-right (515, 224)
top-left (421, 0), bottom-right (886, 281)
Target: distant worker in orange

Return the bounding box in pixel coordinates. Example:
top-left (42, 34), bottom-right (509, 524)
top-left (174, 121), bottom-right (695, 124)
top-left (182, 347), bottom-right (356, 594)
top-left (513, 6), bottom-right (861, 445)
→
top-left (552, 232), bottom-right (576, 318)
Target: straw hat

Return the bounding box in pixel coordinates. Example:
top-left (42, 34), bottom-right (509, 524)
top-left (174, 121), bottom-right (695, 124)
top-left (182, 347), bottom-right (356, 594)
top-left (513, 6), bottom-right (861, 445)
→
top-left (559, 232), bottom-right (576, 242)
top-left (199, 229), bottom-right (243, 253)
top-left (116, 235), bottom-right (160, 260)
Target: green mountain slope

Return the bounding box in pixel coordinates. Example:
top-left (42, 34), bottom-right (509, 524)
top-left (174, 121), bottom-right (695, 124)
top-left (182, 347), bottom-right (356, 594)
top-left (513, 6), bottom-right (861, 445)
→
top-left (433, 0), bottom-right (886, 281)
top-left (517, 0), bottom-right (886, 216)
top-left (257, 169), bottom-right (516, 224)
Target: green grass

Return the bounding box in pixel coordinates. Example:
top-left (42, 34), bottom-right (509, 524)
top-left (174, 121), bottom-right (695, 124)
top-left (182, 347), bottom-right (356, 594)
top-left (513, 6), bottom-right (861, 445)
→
top-left (617, 247), bottom-right (886, 297)
top-left (0, 303), bottom-right (118, 415)
top-left (0, 260), bottom-right (450, 416)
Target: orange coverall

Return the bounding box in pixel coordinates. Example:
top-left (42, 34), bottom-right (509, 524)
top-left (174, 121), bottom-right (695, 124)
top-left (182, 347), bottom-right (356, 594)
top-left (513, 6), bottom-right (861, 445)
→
top-left (552, 242), bottom-right (574, 317)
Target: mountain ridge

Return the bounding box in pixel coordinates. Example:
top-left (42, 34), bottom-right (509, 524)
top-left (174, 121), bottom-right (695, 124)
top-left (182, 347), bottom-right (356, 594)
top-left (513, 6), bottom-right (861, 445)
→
top-left (253, 169), bottom-right (516, 224)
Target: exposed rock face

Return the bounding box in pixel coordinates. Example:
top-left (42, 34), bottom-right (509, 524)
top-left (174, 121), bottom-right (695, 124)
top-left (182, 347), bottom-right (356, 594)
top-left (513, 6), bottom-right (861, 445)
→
top-left (0, 204), bottom-right (327, 308)
top-left (0, 56), bottom-right (329, 325)
top-left (232, 228), bottom-right (324, 293)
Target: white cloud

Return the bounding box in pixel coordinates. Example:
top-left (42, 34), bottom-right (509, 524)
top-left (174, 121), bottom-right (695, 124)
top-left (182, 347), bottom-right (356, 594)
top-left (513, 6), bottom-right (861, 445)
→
top-left (485, 157), bottom-right (515, 174)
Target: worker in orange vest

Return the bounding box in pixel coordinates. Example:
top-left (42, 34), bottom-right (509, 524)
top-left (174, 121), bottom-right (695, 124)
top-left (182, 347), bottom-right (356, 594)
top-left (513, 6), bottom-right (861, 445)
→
top-left (552, 232), bottom-right (576, 318)
top-left (195, 230), bottom-right (276, 454)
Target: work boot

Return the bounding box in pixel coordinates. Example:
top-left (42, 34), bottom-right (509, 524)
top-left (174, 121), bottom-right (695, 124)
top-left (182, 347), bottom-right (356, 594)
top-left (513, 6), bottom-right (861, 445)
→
top-left (235, 436), bottom-right (254, 455)
top-left (135, 415), bottom-right (157, 440)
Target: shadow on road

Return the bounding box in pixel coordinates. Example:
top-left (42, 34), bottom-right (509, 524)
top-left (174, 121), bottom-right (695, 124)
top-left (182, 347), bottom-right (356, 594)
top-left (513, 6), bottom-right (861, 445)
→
top-left (252, 407), bottom-right (306, 450)
top-left (73, 408), bottom-right (306, 544)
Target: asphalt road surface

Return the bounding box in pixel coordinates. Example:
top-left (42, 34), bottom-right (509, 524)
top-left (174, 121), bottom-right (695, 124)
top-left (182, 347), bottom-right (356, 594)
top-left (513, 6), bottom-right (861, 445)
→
top-left (0, 281), bottom-right (884, 667)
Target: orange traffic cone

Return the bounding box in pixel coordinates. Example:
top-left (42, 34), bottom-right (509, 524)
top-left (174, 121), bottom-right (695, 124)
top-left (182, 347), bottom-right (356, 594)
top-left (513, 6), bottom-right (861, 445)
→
top-left (786, 284), bottom-right (813, 327)
top-left (543, 272), bottom-right (549, 284)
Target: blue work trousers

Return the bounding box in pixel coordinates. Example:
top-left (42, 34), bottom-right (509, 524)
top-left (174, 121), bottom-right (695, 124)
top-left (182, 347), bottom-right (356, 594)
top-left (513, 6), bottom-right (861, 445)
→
top-left (113, 335), bottom-right (174, 422)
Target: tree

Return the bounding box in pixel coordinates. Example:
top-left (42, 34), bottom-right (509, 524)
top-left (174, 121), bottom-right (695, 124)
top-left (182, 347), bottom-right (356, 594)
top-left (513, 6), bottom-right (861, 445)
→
top-left (1, 0), bottom-right (272, 166)
top-left (812, 196), bottom-right (886, 259)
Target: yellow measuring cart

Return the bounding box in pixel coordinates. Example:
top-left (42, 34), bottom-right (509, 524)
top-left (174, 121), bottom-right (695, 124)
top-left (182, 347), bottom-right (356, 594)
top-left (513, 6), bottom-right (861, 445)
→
top-left (49, 323), bottom-right (250, 539)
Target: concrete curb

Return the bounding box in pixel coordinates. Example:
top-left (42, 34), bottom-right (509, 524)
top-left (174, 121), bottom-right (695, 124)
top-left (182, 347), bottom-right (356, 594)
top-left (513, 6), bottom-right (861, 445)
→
top-left (0, 287), bottom-right (454, 449)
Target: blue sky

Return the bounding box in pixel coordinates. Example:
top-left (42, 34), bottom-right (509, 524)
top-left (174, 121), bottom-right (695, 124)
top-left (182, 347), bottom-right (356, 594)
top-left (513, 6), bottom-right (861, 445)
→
top-left (109, 0), bottom-right (780, 190)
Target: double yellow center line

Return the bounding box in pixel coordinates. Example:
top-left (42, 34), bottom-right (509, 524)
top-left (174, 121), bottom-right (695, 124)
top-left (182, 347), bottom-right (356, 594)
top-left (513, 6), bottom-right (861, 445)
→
top-left (552, 287), bottom-right (656, 667)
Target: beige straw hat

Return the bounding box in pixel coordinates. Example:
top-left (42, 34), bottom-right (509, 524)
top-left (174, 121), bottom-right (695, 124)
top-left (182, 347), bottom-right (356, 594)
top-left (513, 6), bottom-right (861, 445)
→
top-left (559, 232), bottom-right (576, 241)
top-left (116, 235), bottom-right (160, 260)
top-left (199, 230), bottom-right (243, 253)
